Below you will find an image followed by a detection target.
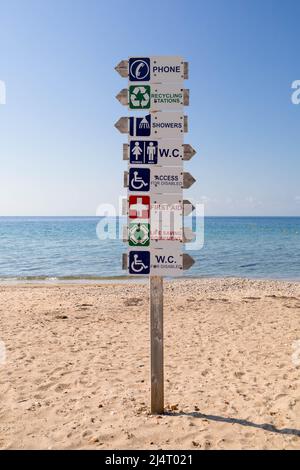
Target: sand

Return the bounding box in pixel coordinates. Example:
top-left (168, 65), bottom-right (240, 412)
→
top-left (0, 278), bottom-right (300, 450)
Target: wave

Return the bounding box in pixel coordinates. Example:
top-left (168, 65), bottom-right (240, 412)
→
top-left (239, 263), bottom-right (258, 268)
top-left (0, 275), bottom-right (147, 283)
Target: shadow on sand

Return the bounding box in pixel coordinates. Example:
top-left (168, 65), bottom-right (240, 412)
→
top-left (165, 411), bottom-right (300, 437)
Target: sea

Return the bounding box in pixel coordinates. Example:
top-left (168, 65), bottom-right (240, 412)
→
top-left (0, 216), bottom-right (299, 282)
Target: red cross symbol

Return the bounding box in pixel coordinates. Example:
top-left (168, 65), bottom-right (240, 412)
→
top-left (128, 195), bottom-right (150, 219)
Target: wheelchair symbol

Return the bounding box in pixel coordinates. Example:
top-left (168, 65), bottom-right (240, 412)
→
top-left (129, 251), bottom-right (150, 275)
top-left (129, 168), bottom-right (150, 192)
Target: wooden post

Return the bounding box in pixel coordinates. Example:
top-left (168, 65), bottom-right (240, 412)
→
top-left (150, 276), bottom-right (164, 414)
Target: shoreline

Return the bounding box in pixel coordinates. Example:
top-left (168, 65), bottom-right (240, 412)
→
top-left (0, 275), bottom-right (300, 286)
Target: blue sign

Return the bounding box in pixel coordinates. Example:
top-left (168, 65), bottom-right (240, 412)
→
top-left (129, 115), bottom-right (151, 137)
top-left (129, 168), bottom-right (150, 192)
top-left (129, 58), bottom-right (150, 82)
top-left (130, 140), bottom-right (158, 164)
top-left (129, 251), bottom-right (150, 275)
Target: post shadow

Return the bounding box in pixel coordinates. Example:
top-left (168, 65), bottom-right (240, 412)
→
top-left (165, 411), bottom-right (300, 437)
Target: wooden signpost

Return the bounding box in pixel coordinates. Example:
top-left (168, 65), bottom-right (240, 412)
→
top-left (115, 56), bottom-right (196, 414)
top-left (150, 275), bottom-right (164, 414)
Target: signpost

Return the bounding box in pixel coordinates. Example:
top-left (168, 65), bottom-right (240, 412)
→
top-left (116, 84), bottom-right (189, 111)
top-left (123, 141), bottom-right (196, 165)
top-left (124, 169), bottom-right (195, 192)
top-left (115, 113), bottom-right (188, 138)
top-left (115, 56), bottom-right (196, 414)
top-left (115, 56), bottom-right (188, 82)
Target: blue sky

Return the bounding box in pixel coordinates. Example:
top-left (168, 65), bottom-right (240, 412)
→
top-left (0, 0), bottom-right (299, 216)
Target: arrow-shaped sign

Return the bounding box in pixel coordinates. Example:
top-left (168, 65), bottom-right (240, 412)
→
top-left (182, 253), bottom-right (195, 270)
top-left (183, 200), bottom-right (195, 216)
top-left (115, 114), bottom-right (188, 136)
top-left (122, 253), bottom-right (195, 271)
top-left (116, 87), bottom-right (189, 110)
top-left (183, 172), bottom-right (196, 189)
top-left (116, 88), bottom-right (128, 106)
top-left (124, 170), bottom-right (196, 190)
top-left (183, 144), bottom-right (197, 160)
top-left (115, 58), bottom-right (189, 81)
top-left (114, 117), bottom-right (128, 134)
top-left (122, 226), bottom-right (195, 243)
top-left (122, 253), bottom-right (128, 270)
top-left (115, 60), bottom-right (128, 78)
top-left (123, 143), bottom-right (196, 162)
top-left (122, 198), bottom-right (195, 216)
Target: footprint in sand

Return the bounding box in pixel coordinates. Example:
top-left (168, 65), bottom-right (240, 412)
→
top-left (124, 298), bottom-right (144, 307)
top-left (37, 381), bottom-right (56, 392)
top-left (54, 383), bottom-right (71, 393)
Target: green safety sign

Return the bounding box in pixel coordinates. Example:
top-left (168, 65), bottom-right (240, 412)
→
top-left (128, 222), bottom-right (150, 246)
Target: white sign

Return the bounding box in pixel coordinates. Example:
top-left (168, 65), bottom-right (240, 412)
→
top-left (128, 167), bottom-right (183, 194)
top-left (128, 139), bottom-right (183, 166)
top-left (150, 167), bottom-right (183, 194)
top-left (128, 84), bottom-right (187, 111)
top-left (151, 242), bottom-right (183, 276)
top-left (150, 195), bottom-right (183, 241)
top-left (128, 243), bottom-right (183, 277)
top-left (128, 56), bottom-right (185, 83)
top-left (129, 113), bottom-right (186, 139)
top-left (125, 196), bottom-right (185, 243)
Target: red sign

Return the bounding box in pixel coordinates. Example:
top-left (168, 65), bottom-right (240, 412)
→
top-left (128, 195), bottom-right (150, 219)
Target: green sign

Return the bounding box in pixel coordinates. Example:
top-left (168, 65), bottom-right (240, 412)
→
top-left (128, 222), bottom-right (150, 246)
top-left (129, 85), bottom-right (151, 109)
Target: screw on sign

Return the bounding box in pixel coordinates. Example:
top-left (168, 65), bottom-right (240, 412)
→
top-left (115, 56), bottom-right (196, 415)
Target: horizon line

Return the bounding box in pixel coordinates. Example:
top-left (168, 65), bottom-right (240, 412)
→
top-left (1, 215), bottom-right (300, 218)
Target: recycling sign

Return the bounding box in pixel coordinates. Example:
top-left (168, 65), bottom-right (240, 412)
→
top-left (129, 86), bottom-right (151, 109)
top-left (127, 84), bottom-right (186, 111)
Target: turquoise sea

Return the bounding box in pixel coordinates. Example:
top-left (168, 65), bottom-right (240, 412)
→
top-left (0, 217), bottom-right (299, 281)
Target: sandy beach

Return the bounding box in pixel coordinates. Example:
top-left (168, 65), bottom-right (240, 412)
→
top-left (0, 278), bottom-right (300, 450)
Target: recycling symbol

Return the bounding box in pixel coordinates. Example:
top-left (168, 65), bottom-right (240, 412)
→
top-left (129, 85), bottom-right (151, 109)
top-left (128, 223), bottom-right (150, 246)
